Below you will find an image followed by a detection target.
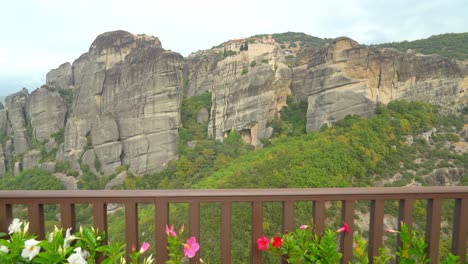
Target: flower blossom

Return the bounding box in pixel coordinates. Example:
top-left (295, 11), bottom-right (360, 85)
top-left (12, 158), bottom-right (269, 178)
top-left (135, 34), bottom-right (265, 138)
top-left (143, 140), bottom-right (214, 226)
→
top-left (0, 245), bottom-right (9, 254)
top-left (64, 228), bottom-right (78, 248)
top-left (272, 237), bottom-right (282, 248)
top-left (385, 228), bottom-right (399, 233)
top-left (257, 236), bottom-right (269, 251)
top-left (8, 218), bottom-right (22, 234)
top-left (140, 242), bottom-right (150, 253)
top-left (166, 224), bottom-right (176, 237)
top-left (299, 224), bottom-right (309, 230)
top-left (21, 239), bottom-right (41, 261)
top-left (67, 249), bottom-right (87, 264)
top-left (336, 222), bottom-right (349, 234)
top-left (184, 237), bottom-right (200, 258)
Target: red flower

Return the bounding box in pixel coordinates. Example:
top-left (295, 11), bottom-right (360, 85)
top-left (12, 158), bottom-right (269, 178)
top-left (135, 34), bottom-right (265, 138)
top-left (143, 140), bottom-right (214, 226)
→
top-left (336, 222), bottom-right (349, 234)
top-left (257, 236), bottom-right (269, 251)
top-left (272, 237), bottom-right (282, 248)
top-left (385, 228), bottom-right (399, 233)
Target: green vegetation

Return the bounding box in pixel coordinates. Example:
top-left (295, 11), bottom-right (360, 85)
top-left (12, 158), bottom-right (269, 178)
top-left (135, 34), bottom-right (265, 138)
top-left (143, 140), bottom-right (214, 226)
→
top-left (250, 60), bottom-right (256, 68)
top-left (179, 92), bottom-right (212, 142)
top-left (241, 66), bottom-right (248, 75)
top-left (250, 32), bottom-right (332, 49)
top-left (0, 168), bottom-right (65, 190)
top-left (376, 33), bottom-right (468, 60)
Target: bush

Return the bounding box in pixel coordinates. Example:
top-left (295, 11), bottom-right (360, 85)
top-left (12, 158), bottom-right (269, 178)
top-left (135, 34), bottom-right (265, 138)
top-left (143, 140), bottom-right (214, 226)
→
top-left (250, 61), bottom-right (256, 68)
top-left (241, 67), bottom-right (248, 75)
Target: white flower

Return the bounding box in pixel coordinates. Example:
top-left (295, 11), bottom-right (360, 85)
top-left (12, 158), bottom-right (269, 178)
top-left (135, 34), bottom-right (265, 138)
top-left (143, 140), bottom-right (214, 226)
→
top-left (73, 247), bottom-right (88, 259)
top-left (8, 218), bottom-right (22, 234)
top-left (67, 252), bottom-right (87, 264)
top-left (21, 239), bottom-right (41, 261)
top-left (0, 245), bottom-right (9, 253)
top-left (63, 228), bottom-right (78, 248)
top-left (48, 232), bottom-right (54, 243)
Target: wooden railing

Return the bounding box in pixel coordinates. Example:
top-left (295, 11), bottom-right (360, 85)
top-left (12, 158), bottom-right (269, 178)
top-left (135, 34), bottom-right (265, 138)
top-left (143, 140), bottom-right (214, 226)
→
top-left (0, 187), bottom-right (467, 263)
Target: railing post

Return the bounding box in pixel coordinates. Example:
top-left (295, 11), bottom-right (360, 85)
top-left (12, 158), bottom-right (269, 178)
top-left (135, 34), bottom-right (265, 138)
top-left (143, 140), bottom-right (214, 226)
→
top-left (125, 202), bottom-right (138, 261)
top-left (368, 199), bottom-right (384, 263)
top-left (28, 203), bottom-right (45, 240)
top-left (60, 203), bottom-right (76, 231)
top-left (340, 200), bottom-right (354, 264)
top-left (451, 198), bottom-right (468, 264)
top-left (0, 202), bottom-right (12, 232)
top-left (425, 199), bottom-right (442, 264)
top-left (220, 201), bottom-right (232, 264)
top-left (155, 199), bottom-right (169, 263)
top-left (93, 202), bottom-right (108, 244)
top-left (189, 201), bottom-right (200, 264)
top-left (251, 201), bottom-right (263, 264)
top-left (282, 201), bottom-right (294, 264)
top-left (313, 200), bottom-right (325, 235)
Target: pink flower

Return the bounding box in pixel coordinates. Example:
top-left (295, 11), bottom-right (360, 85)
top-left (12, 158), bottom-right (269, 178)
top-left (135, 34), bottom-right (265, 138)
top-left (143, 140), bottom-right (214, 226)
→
top-left (139, 242), bottom-right (150, 253)
top-left (166, 224), bottom-right (176, 237)
top-left (257, 236), bottom-right (269, 251)
top-left (385, 228), bottom-right (399, 233)
top-left (179, 224), bottom-right (185, 235)
top-left (184, 237), bottom-right (200, 258)
top-left (272, 237), bottom-right (282, 248)
top-left (299, 225), bottom-right (309, 230)
top-left (336, 222), bottom-right (349, 234)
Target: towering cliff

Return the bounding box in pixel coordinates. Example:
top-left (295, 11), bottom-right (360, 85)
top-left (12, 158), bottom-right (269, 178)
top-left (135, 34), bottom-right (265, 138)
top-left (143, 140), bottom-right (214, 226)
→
top-left (0, 31), bottom-right (466, 178)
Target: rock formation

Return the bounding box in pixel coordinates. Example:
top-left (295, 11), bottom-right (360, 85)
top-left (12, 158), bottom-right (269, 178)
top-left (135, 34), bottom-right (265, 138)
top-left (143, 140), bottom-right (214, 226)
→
top-left (295, 37), bottom-right (467, 131)
top-left (61, 30), bottom-right (182, 175)
top-left (0, 31), bottom-right (466, 177)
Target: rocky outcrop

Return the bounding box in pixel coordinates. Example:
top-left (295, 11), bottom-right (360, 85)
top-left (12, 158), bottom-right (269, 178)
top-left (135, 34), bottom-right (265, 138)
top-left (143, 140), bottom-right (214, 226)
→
top-left (27, 87), bottom-right (67, 141)
top-left (0, 145), bottom-right (5, 176)
top-left (4, 89), bottom-right (30, 155)
top-left (61, 30), bottom-right (182, 175)
top-left (46, 62), bottom-right (73, 88)
top-left (297, 37), bottom-right (467, 131)
top-left (22, 150), bottom-right (42, 170)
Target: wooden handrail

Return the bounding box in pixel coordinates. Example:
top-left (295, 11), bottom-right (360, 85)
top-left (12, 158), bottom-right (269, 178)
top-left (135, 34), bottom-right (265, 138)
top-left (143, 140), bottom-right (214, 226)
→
top-left (1, 187), bottom-right (467, 264)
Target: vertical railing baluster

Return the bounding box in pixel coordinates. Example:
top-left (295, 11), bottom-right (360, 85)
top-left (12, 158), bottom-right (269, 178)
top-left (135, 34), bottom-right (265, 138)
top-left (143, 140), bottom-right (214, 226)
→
top-left (451, 198), bottom-right (468, 264)
top-left (125, 202), bottom-right (138, 260)
top-left (189, 201), bottom-right (200, 264)
top-left (251, 201), bottom-right (263, 264)
top-left (60, 203), bottom-right (76, 231)
top-left (425, 199), bottom-right (442, 264)
top-left (28, 203), bottom-right (45, 240)
top-left (313, 200), bottom-right (325, 235)
top-left (397, 198), bottom-right (414, 261)
top-left (155, 199), bottom-right (169, 263)
top-left (220, 201), bottom-right (232, 264)
top-left (368, 199), bottom-right (384, 263)
top-left (282, 201), bottom-right (294, 264)
top-left (340, 200), bottom-right (354, 264)
top-left (93, 202), bottom-right (108, 244)
top-left (0, 202), bottom-right (12, 232)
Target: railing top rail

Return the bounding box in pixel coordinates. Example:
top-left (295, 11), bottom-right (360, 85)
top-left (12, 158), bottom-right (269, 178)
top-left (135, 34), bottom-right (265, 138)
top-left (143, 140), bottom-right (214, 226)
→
top-left (1, 186), bottom-right (467, 200)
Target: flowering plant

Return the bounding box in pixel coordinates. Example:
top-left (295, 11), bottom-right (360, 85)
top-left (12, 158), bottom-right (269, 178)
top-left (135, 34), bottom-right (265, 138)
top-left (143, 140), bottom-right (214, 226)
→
top-left (257, 223), bottom-right (348, 263)
top-left (0, 218), bottom-right (153, 264)
top-left (165, 224), bottom-right (200, 264)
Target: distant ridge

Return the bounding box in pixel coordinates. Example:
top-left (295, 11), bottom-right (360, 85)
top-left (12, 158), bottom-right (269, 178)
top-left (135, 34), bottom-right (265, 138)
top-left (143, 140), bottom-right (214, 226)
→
top-left (375, 32), bottom-right (468, 60)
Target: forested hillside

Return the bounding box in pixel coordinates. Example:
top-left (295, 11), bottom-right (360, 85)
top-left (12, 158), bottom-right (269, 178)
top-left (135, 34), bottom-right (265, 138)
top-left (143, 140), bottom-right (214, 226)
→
top-left (376, 33), bottom-right (468, 60)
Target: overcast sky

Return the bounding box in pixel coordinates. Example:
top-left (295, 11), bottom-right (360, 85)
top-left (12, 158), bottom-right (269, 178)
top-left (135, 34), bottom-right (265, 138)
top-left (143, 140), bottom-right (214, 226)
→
top-left (0, 0), bottom-right (466, 96)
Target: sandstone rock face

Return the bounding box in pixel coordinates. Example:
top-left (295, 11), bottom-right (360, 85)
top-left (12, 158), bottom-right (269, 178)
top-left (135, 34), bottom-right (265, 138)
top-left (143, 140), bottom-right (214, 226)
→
top-left (22, 150), bottom-right (42, 170)
top-left (0, 145), bottom-right (5, 176)
top-left (5, 89), bottom-right (30, 155)
top-left (61, 30), bottom-right (182, 175)
top-left (27, 87), bottom-right (67, 141)
top-left (46, 62), bottom-right (73, 88)
top-left (186, 43), bottom-right (291, 146)
top-left (299, 37), bottom-right (468, 131)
